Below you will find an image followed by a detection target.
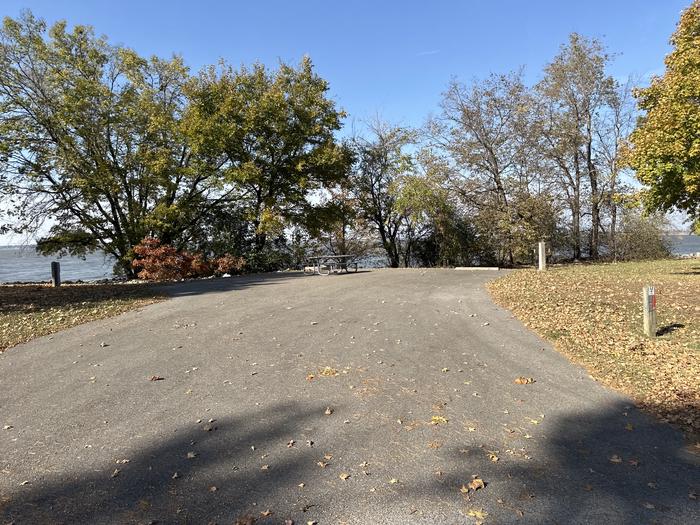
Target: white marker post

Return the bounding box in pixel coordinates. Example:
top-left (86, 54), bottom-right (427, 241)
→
top-left (642, 285), bottom-right (656, 337)
top-left (538, 241), bottom-right (546, 272)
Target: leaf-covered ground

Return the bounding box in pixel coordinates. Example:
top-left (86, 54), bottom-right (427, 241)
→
top-left (0, 283), bottom-right (164, 351)
top-left (488, 259), bottom-right (700, 437)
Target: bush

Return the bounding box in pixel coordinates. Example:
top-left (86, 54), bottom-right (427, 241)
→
top-left (613, 210), bottom-right (673, 261)
top-left (213, 254), bottom-right (246, 275)
top-left (190, 253), bottom-right (214, 277)
top-left (132, 237), bottom-right (194, 281)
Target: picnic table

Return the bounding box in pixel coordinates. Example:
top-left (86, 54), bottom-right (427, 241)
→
top-left (304, 254), bottom-right (359, 275)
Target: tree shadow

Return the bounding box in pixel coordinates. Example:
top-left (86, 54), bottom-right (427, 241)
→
top-left (656, 323), bottom-right (685, 336)
top-left (670, 265), bottom-right (700, 275)
top-left (424, 401), bottom-right (699, 524)
top-left (1, 402), bottom-right (329, 524)
top-left (157, 272), bottom-right (308, 298)
top-left (0, 282), bottom-right (162, 314)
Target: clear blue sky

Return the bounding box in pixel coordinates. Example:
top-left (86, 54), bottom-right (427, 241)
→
top-left (0, 0), bottom-right (691, 130)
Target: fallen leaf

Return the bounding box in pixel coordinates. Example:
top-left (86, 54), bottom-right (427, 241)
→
top-left (317, 461), bottom-right (328, 468)
top-left (287, 439), bottom-right (295, 448)
top-left (643, 502), bottom-right (655, 509)
top-left (209, 485), bottom-right (217, 492)
top-left (339, 472), bottom-right (350, 480)
top-left (324, 407), bottom-right (334, 415)
top-left (306, 373), bottom-right (315, 381)
top-left (625, 423), bottom-right (634, 431)
top-left (609, 455), bottom-right (623, 464)
top-left (110, 469), bottom-right (120, 478)
top-left (260, 464), bottom-right (269, 470)
top-left (466, 508), bottom-right (488, 520)
top-left (319, 366), bottom-right (339, 377)
top-left (488, 452), bottom-right (499, 463)
top-left (514, 376), bottom-right (535, 384)
top-left (298, 482), bottom-right (305, 488)
top-left (430, 415), bottom-right (448, 425)
top-left (468, 477), bottom-right (485, 492)
top-left (260, 509), bottom-right (272, 517)
top-left (389, 478), bottom-right (399, 484)
top-left (186, 451), bottom-right (197, 459)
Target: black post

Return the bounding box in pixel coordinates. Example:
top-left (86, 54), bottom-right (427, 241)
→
top-left (51, 261), bottom-right (61, 287)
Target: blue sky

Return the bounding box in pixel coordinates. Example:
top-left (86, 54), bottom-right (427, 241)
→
top-left (0, 0), bottom-right (691, 131)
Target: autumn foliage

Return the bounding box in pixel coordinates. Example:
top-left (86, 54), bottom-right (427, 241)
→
top-left (131, 237), bottom-right (245, 281)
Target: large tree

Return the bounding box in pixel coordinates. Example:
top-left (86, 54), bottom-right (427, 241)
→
top-left (0, 12), bottom-right (229, 276)
top-left (537, 33), bottom-right (616, 259)
top-left (626, 0), bottom-right (700, 232)
top-left (428, 72), bottom-right (553, 265)
top-left (350, 123), bottom-right (415, 267)
top-left (183, 57), bottom-right (352, 265)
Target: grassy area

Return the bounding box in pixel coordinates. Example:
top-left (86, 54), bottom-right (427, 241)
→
top-left (0, 282), bottom-right (164, 351)
top-left (488, 259), bottom-right (700, 437)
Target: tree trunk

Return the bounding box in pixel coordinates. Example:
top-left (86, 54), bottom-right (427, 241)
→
top-left (586, 124), bottom-right (600, 260)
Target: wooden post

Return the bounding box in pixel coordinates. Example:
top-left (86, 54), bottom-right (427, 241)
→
top-left (51, 261), bottom-right (61, 287)
top-left (642, 285), bottom-right (656, 337)
top-left (538, 241), bottom-right (546, 271)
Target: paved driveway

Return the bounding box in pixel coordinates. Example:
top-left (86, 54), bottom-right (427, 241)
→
top-left (1, 269), bottom-right (697, 524)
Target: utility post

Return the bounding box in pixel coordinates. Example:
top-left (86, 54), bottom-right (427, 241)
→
top-left (51, 261), bottom-right (61, 287)
top-left (642, 285), bottom-right (656, 337)
top-left (538, 241), bottom-right (546, 272)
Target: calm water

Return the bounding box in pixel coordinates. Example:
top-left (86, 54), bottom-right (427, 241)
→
top-left (0, 236), bottom-right (698, 283)
top-left (0, 246), bottom-right (115, 283)
top-left (668, 234), bottom-right (700, 255)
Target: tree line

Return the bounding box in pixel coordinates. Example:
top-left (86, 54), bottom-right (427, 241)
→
top-left (1, 7), bottom-right (697, 278)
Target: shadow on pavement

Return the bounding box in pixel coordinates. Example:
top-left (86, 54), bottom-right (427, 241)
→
top-left (1, 402), bottom-right (327, 524)
top-left (3, 398), bottom-right (697, 523)
top-left (159, 270), bottom-right (371, 298)
top-left (427, 400), bottom-right (699, 524)
top-left (157, 272), bottom-right (306, 298)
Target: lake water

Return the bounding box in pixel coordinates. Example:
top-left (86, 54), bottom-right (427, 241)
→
top-left (1, 236), bottom-right (699, 283)
top-left (0, 246), bottom-right (116, 283)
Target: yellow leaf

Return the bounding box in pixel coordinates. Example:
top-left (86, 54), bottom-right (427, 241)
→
top-left (466, 508), bottom-right (488, 519)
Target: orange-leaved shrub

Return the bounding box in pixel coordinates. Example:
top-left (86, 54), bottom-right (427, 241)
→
top-left (213, 253), bottom-right (246, 275)
top-left (132, 237), bottom-right (245, 281)
top-left (132, 237), bottom-right (195, 281)
top-left (190, 253), bottom-right (214, 278)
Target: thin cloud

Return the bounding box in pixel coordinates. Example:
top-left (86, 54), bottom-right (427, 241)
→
top-left (416, 49), bottom-right (440, 57)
